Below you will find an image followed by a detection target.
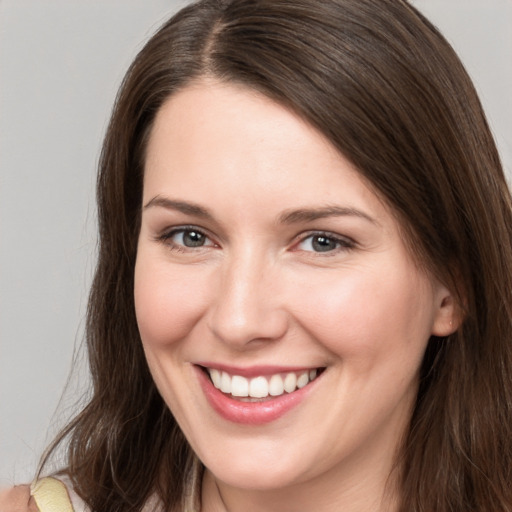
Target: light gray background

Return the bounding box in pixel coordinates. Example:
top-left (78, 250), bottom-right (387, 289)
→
top-left (1, 0), bottom-right (511, 487)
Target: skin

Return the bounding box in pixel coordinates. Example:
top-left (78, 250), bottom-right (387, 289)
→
top-left (0, 486), bottom-right (39, 511)
top-left (135, 80), bottom-right (458, 512)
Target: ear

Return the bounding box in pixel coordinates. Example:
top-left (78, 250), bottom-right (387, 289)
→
top-left (431, 284), bottom-right (463, 337)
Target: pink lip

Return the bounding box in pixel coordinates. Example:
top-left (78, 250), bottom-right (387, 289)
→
top-left (195, 365), bottom-right (321, 425)
top-left (195, 362), bottom-right (318, 378)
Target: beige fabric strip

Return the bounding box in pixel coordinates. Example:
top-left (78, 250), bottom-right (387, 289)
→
top-left (30, 478), bottom-right (74, 512)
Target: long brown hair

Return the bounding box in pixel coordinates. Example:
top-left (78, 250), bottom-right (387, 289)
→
top-left (41, 1), bottom-right (512, 510)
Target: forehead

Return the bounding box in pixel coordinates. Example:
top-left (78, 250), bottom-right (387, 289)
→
top-left (145, 80), bottom-right (343, 177)
top-left (143, 81), bottom-right (381, 212)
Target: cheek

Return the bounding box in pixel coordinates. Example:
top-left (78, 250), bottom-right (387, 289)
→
top-left (294, 267), bottom-right (435, 363)
top-left (134, 257), bottom-right (210, 348)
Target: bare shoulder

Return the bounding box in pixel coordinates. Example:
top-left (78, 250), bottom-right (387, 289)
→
top-left (0, 485), bottom-right (39, 512)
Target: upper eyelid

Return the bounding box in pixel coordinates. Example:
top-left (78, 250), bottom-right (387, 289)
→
top-left (155, 225), bottom-right (212, 244)
top-left (294, 230), bottom-right (356, 245)
top-left (158, 225), bottom-right (212, 239)
top-left (156, 226), bottom-right (218, 252)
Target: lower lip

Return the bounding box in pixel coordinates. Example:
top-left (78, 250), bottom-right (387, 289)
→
top-left (196, 367), bottom-right (319, 425)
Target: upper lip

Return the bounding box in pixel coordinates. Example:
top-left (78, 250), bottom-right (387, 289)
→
top-left (195, 362), bottom-right (323, 378)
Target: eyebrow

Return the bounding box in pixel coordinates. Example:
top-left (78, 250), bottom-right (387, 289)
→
top-left (143, 196), bottom-right (214, 220)
top-left (144, 196), bottom-right (377, 225)
top-left (278, 205), bottom-right (378, 225)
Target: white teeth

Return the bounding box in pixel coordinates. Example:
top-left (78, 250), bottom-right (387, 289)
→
top-left (210, 368), bottom-right (221, 389)
top-left (249, 376), bottom-right (268, 398)
top-left (220, 371), bottom-right (231, 393)
top-left (207, 368), bottom-right (320, 398)
top-left (231, 375), bottom-right (249, 397)
top-left (283, 373), bottom-right (297, 393)
top-left (296, 372), bottom-right (309, 389)
top-left (269, 374), bottom-right (284, 396)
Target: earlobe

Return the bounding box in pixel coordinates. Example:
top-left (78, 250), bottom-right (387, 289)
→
top-left (431, 288), bottom-right (462, 337)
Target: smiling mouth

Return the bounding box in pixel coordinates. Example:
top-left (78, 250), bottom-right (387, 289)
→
top-left (201, 367), bottom-right (324, 401)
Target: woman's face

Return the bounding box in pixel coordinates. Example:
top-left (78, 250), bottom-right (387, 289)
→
top-left (135, 81), bottom-right (455, 495)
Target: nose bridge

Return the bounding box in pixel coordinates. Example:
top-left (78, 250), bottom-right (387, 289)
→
top-left (209, 244), bottom-right (287, 347)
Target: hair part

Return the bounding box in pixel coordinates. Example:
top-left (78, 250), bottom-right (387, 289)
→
top-left (41, 1), bottom-right (512, 511)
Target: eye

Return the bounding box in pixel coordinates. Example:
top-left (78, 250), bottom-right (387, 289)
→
top-left (159, 227), bottom-right (215, 250)
top-left (296, 233), bottom-right (354, 253)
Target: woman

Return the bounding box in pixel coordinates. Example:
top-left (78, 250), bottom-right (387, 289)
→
top-left (2, 0), bottom-right (511, 510)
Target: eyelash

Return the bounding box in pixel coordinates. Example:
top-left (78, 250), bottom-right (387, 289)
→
top-left (294, 231), bottom-right (356, 255)
top-left (156, 225), bottom-right (214, 253)
top-left (156, 226), bottom-right (356, 255)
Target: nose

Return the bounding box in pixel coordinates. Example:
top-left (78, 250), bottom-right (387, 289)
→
top-left (208, 250), bottom-right (289, 348)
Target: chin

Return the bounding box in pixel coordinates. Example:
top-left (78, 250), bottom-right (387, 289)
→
top-left (208, 462), bottom-right (305, 491)
top-left (197, 439), bottom-right (319, 491)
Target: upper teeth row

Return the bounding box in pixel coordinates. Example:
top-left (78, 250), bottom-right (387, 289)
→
top-left (208, 368), bottom-right (318, 398)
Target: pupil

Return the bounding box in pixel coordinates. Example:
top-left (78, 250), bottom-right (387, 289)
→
top-left (312, 235), bottom-right (335, 252)
top-left (184, 230), bottom-right (204, 247)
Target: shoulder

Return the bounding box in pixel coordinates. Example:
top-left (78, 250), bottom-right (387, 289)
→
top-left (0, 477), bottom-right (88, 512)
top-left (0, 485), bottom-right (40, 512)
